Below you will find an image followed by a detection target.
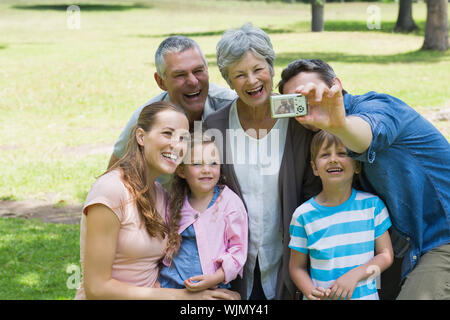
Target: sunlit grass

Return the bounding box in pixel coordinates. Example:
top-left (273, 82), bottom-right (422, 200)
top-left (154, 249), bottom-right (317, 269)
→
top-left (0, 218), bottom-right (80, 299)
top-left (0, 0), bottom-right (449, 202)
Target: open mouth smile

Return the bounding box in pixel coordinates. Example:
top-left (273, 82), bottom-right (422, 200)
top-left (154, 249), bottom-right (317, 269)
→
top-left (184, 90), bottom-right (201, 99)
top-left (326, 167), bottom-right (343, 174)
top-left (162, 152), bottom-right (178, 163)
top-left (246, 85), bottom-right (263, 96)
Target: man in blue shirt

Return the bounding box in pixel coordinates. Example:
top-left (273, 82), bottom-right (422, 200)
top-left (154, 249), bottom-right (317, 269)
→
top-left (279, 59), bottom-right (450, 299)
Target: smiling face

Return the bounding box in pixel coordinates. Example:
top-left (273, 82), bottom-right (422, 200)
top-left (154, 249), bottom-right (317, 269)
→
top-left (177, 142), bottom-right (221, 198)
top-left (155, 48), bottom-right (209, 122)
top-left (136, 110), bottom-right (189, 180)
top-left (311, 139), bottom-right (360, 188)
top-left (227, 50), bottom-right (273, 109)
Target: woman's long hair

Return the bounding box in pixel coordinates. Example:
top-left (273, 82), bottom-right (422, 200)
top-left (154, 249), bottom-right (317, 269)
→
top-left (164, 132), bottom-right (226, 265)
top-left (107, 101), bottom-right (187, 239)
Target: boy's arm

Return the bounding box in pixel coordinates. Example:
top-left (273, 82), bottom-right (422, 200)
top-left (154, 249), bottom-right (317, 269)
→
top-left (289, 249), bottom-right (328, 300)
top-left (328, 230), bottom-right (394, 300)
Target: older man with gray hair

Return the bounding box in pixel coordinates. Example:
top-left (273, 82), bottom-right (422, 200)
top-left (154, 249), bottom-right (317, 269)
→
top-left (108, 36), bottom-right (237, 168)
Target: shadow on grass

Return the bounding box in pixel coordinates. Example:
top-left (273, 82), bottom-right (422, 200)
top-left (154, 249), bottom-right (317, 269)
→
top-left (138, 20), bottom-right (427, 40)
top-left (138, 27), bottom-right (294, 38)
top-left (12, 2), bottom-right (152, 11)
top-left (0, 218), bottom-right (80, 299)
top-left (273, 50), bottom-right (448, 65)
top-left (204, 49), bottom-right (448, 67)
top-left (323, 20), bottom-right (426, 36)
top-left (288, 20), bottom-right (426, 36)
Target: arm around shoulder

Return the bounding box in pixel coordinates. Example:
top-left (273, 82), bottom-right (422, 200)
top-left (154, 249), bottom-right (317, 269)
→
top-left (83, 204), bottom-right (237, 300)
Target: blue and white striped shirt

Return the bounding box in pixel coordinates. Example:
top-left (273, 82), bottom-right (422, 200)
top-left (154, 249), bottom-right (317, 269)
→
top-left (289, 189), bottom-right (391, 300)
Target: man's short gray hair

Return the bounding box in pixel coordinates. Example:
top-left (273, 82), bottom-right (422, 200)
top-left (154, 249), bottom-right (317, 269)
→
top-left (216, 23), bottom-right (275, 86)
top-left (155, 36), bottom-right (207, 79)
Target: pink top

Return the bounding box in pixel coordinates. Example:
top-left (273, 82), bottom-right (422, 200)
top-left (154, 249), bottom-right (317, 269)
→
top-left (74, 170), bottom-right (168, 300)
top-left (164, 186), bottom-right (248, 284)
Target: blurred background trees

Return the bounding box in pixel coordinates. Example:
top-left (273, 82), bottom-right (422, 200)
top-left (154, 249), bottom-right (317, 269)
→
top-left (278, 0), bottom-right (448, 50)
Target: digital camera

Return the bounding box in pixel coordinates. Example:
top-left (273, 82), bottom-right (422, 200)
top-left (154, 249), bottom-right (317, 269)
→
top-left (270, 94), bottom-right (308, 119)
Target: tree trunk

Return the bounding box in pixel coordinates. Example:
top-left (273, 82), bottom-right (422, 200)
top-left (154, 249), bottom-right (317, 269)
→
top-left (394, 0), bottom-right (418, 32)
top-left (311, 0), bottom-right (325, 32)
top-left (422, 0), bottom-right (449, 51)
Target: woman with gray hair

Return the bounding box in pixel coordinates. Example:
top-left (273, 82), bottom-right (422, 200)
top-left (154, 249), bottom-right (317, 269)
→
top-left (204, 23), bottom-right (321, 300)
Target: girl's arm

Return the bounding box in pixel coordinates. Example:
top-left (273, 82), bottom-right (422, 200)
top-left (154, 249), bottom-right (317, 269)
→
top-left (186, 202), bottom-right (248, 291)
top-left (184, 267), bottom-right (226, 292)
top-left (289, 249), bottom-right (328, 300)
top-left (328, 230), bottom-right (394, 300)
top-left (83, 204), bottom-right (236, 300)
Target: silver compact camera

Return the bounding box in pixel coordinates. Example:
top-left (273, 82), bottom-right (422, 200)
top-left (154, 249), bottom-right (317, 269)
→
top-left (270, 94), bottom-right (308, 118)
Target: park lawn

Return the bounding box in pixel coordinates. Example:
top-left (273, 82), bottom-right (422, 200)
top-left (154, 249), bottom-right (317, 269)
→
top-left (0, 218), bottom-right (80, 300)
top-left (1, 0), bottom-right (449, 203)
top-left (0, 0), bottom-right (449, 300)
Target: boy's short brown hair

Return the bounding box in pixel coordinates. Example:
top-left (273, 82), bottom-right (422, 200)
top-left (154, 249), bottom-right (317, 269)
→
top-left (310, 130), bottom-right (345, 162)
top-left (310, 130), bottom-right (362, 188)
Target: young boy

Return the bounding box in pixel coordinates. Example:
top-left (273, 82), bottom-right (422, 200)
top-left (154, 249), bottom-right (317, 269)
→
top-left (289, 130), bottom-right (394, 300)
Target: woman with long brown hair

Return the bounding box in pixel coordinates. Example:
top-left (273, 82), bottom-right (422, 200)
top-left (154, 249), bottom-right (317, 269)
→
top-left (75, 101), bottom-right (238, 300)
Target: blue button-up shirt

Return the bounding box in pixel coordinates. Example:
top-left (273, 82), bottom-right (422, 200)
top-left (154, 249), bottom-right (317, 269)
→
top-left (344, 91), bottom-right (450, 279)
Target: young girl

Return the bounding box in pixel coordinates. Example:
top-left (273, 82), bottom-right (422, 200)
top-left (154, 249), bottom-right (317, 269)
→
top-left (75, 102), bottom-right (238, 300)
top-left (158, 133), bottom-right (248, 291)
top-left (289, 130), bottom-right (394, 300)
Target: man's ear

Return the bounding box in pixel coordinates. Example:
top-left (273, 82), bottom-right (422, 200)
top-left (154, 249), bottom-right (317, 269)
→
top-left (332, 77), bottom-right (343, 91)
top-left (154, 72), bottom-right (167, 91)
top-left (311, 160), bottom-right (319, 176)
top-left (136, 127), bottom-right (145, 147)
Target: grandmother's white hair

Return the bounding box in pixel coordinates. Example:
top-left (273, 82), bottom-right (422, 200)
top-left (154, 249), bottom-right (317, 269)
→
top-left (216, 23), bottom-right (275, 86)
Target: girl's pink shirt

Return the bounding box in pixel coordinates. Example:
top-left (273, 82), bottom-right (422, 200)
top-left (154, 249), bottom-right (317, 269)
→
top-left (74, 170), bottom-right (168, 300)
top-left (168, 186), bottom-right (248, 284)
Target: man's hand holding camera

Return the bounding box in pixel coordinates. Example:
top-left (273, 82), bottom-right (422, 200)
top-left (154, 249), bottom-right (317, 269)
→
top-left (286, 77), bottom-right (372, 154)
top-left (292, 79), bottom-right (346, 133)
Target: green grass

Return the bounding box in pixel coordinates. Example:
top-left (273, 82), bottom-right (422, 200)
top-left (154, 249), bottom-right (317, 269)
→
top-left (1, 0), bottom-right (449, 202)
top-left (0, 0), bottom-right (449, 300)
top-left (0, 218), bottom-right (80, 299)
